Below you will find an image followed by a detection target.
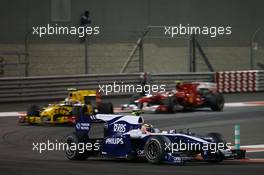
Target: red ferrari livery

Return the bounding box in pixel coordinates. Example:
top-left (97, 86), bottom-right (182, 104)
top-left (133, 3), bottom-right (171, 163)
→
top-left (122, 82), bottom-right (224, 113)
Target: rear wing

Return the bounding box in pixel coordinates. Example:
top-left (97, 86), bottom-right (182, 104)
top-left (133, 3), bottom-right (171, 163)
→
top-left (195, 82), bottom-right (217, 92)
top-left (68, 89), bottom-right (101, 105)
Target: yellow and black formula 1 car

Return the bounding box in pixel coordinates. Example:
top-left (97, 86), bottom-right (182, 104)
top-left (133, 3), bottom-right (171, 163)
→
top-left (18, 89), bottom-right (113, 125)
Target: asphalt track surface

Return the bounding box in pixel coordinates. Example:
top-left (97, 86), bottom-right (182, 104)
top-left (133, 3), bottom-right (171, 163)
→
top-left (0, 93), bottom-right (264, 175)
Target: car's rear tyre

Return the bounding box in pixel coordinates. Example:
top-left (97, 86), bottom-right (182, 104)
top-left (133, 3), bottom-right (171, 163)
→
top-left (206, 93), bottom-right (224, 111)
top-left (72, 106), bottom-right (84, 118)
top-left (144, 136), bottom-right (169, 164)
top-left (98, 102), bottom-right (114, 114)
top-left (26, 105), bottom-right (40, 125)
top-left (65, 133), bottom-right (89, 160)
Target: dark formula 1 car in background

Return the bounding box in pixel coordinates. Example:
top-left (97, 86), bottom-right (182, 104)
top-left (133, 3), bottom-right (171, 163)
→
top-left (121, 82), bottom-right (225, 113)
top-left (65, 110), bottom-right (243, 164)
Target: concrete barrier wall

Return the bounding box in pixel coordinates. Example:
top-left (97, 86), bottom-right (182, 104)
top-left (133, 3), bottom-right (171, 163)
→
top-left (0, 72), bottom-right (214, 103)
top-left (0, 71), bottom-right (263, 103)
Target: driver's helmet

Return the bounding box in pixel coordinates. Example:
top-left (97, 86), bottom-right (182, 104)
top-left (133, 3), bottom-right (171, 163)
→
top-left (175, 80), bottom-right (183, 89)
top-left (64, 97), bottom-right (71, 105)
top-left (141, 123), bottom-right (153, 133)
top-left (64, 93), bottom-right (73, 105)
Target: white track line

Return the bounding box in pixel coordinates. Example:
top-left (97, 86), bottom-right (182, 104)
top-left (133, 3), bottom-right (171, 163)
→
top-left (225, 102), bottom-right (251, 107)
top-left (241, 144), bottom-right (264, 148)
top-left (0, 112), bottom-right (23, 118)
top-left (231, 144), bottom-right (264, 153)
top-left (225, 101), bottom-right (264, 107)
top-left (240, 144), bottom-right (264, 153)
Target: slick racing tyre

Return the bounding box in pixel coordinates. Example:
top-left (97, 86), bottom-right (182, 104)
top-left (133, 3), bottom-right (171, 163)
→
top-left (72, 105), bottom-right (85, 118)
top-left (65, 133), bottom-right (89, 160)
top-left (144, 136), bottom-right (170, 164)
top-left (98, 102), bottom-right (114, 114)
top-left (206, 93), bottom-right (224, 111)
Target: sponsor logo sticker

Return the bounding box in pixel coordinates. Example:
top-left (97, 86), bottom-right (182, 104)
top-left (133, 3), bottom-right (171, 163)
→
top-left (113, 124), bottom-right (126, 132)
top-left (105, 138), bottom-right (124, 145)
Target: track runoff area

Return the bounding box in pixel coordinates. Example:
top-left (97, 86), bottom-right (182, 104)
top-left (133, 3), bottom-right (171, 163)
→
top-left (0, 93), bottom-right (263, 175)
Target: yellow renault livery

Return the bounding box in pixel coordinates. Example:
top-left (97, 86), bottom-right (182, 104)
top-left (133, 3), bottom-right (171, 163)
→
top-left (18, 89), bottom-right (113, 125)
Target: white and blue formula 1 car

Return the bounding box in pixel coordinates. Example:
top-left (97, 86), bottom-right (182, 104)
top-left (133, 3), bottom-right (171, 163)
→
top-left (65, 109), bottom-right (244, 164)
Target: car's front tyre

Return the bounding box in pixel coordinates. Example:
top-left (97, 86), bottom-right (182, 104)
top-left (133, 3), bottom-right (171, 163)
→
top-left (202, 132), bottom-right (226, 163)
top-left (144, 136), bottom-right (170, 164)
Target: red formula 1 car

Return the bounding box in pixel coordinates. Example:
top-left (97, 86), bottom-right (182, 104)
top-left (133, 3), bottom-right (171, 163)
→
top-left (121, 82), bottom-right (224, 113)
